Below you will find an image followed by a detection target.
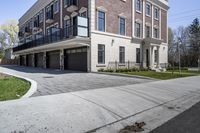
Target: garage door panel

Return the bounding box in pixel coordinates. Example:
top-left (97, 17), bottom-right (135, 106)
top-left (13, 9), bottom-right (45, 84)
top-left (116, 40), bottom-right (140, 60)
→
top-left (47, 51), bottom-right (60, 69)
top-left (35, 53), bottom-right (43, 68)
top-left (64, 47), bottom-right (87, 71)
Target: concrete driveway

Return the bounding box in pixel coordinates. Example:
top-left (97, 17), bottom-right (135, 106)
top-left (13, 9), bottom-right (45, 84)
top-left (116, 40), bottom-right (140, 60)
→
top-left (0, 75), bottom-right (200, 133)
top-left (0, 66), bottom-right (154, 97)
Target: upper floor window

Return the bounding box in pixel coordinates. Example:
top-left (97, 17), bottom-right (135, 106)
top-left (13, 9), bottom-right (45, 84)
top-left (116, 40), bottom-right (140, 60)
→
top-left (135, 22), bottom-right (141, 38)
top-left (154, 7), bottom-right (159, 19)
top-left (146, 3), bottom-right (151, 16)
top-left (54, 0), bottom-right (59, 13)
top-left (98, 44), bottom-right (105, 64)
top-left (119, 46), bottom-right (125, 64)
top-left (80, 11), bottom-right (87, 18)
top-left (39, 11), bottom-right (43, 23)
top-left (46, 5), bottom-right (54, 19)
top-left (136, 0), bottom-right (142, 12)
top-left (98, 11), bottom-right (105, 32)
top-left (64, 0), bottom-right (77, 7)
top-left (154, 28), bottom-right (159, 38)
top-left (119, 17), bottom-right (125, 35)
top-left (145, 26), bottom-right (151, 38)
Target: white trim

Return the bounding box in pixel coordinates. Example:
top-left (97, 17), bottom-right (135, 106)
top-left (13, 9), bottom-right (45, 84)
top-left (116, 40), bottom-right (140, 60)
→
top-left (132, 0), bottom-right (135, 37)
top-left (96, 6), bottom-right (108, 12)
top-left (92, 30), bottom-right (132, 40)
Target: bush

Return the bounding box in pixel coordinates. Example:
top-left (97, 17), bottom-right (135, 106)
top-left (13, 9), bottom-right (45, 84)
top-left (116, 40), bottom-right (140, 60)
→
top-left (98, 68), bottom-right (105, 72)
top-left (167, 67), bottom-right (188, 71)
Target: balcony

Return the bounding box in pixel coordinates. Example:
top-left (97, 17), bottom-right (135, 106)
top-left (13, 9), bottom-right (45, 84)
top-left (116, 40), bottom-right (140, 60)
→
top-left (24, 27), bottom-right (31, 35)
top-left (46, 11), bottom-right (54, 24)
top-left (66, 0), bottom-right (78, 12)
top-left (14, 16), bottom-right (88, 53)
top-left (33, 21), bottom-right (40, 31)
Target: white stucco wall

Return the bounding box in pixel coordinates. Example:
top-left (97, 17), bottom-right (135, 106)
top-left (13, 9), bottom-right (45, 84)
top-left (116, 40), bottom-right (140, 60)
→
top-left (90, 32), bottom-right (141, 72)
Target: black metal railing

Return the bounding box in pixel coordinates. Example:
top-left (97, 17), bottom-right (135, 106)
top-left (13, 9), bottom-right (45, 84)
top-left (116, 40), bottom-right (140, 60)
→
top-left (13, 25), bottom-right (83, 52)
top-left (107, 61), bottom-right (141, 70)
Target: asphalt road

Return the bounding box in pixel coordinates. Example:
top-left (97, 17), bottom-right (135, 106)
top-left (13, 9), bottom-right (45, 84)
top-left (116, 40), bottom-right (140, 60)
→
top-left (151, 101), bottom-right (200, 133)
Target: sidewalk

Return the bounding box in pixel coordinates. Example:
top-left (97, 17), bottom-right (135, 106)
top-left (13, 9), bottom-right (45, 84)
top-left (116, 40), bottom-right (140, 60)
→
top-left (0, 76), bottom-right (200, 133)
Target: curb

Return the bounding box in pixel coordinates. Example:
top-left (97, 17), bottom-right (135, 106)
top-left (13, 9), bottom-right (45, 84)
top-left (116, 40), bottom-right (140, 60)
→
top-left (0, 71), bottom-right (37, 98)
top-left (93, 72), bottom-right (158, 80)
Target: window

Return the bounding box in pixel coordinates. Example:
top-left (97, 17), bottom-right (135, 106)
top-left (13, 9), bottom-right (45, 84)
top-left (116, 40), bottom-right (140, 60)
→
top-left (136, 48), bottom-right (140, 63)
top-left (119, 46), bottom-right (125, 63)
top-left (146, 26), bottom-right (151, 38)
top-left (136, 0), bottom-right (142, 12)
top-left (40, 11), bottom-right (43, 23)
top-left (80, 11), bottom-right (87, 18)
top-left (154, 28), bottom-right (159, 38)
top-left (154, 50), bottom-right (158, 63)
top-left (54, 1), bottom-right (59, 13)
top-left (146, 3), bottom-right (151, 16)
top-left (135, 22), bottom-right (141, 38)
top-left (119, 17), bottom-right (125, 35)
top-left (64, 0), bottom-right (69, 7)
top-left (98, 44), bottom-right (105, 64)
top-left (154, 7), bottom-right (159, 19)
top-left (98, 11), bottom-right (105, 32)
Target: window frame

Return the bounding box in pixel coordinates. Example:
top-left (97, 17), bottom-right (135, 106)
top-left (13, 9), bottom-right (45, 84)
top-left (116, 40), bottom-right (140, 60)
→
top-left (119, 46), bottom-right (125, 64)
top-left (154, 28), bottom-right (159, 38)
top-left (119, 17), bottom-right (126, 36)
top-left (135, 22), bottom-right (141, 38)
top-left (145, 25), bottom-right (151, 38)
top-left (146, 2), bottom-right (151, 17)
top-left (136, 0), bottom-right (142, 13)
top-left (154, 7), bottom-right (159, 20)
top-left (97, 10), bottom-right (106, 32)
top-left (98, 44), bottom-right (105, 64)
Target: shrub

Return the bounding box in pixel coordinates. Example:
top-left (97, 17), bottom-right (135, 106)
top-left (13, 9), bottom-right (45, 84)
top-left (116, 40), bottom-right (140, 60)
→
top-left (98, 68), bottom-right (105, 72)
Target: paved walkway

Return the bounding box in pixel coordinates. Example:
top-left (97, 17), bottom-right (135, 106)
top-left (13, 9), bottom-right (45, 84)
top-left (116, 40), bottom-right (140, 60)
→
top-left (0, 75), bottom-right (200, 133)
top-left (0, 66), bottom-right (154, 97)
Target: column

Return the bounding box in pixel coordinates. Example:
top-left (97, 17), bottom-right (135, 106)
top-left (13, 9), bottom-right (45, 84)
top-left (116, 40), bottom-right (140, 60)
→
top-left (159, 8), bottom-right (162, 40)
top-left (32, 54), bottom-right (35, 67)
top-left (43, 52), bottom-right (46, 68)
top-left (157, 46), bottom-right (160, 68)
top-left (149, 46), bottom-right (152, 68)
top-left (151, 46), bottom-right (154, 68)
top-left (87, 46), bottom-right (91, 72)
top-left (151, 4), bottom-right (154, 38)
top-left (60, 0), bottom-right (63, 28)
top-left (60, 49), bottom-right (64, 70)
top-left (132, 0), bottom-right (135, 37)
top-left (142, 0), bottom-right (146, 38)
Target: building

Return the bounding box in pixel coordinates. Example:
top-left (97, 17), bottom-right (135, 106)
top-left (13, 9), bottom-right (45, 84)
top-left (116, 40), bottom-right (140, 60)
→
top-left (13, 0), bottom-right (169, 72)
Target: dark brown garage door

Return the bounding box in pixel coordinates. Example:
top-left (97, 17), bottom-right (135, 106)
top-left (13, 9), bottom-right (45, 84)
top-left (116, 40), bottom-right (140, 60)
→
top-left (46, 51), bottom-right (60, 69)
top-left (64, 47), bottom-right (87, 71)
top-left (20, 55), bottom-right (26, 66)
top-left (26, 54), bottom-right (33, 67)
top-left (35, 53), bottom-right (44, 68)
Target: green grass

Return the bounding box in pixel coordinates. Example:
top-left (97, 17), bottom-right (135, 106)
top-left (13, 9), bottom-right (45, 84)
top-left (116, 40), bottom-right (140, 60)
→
top-left (0, 76), bottom-right (30, 101)
top-left (122, 71), bottom-right (198, 80)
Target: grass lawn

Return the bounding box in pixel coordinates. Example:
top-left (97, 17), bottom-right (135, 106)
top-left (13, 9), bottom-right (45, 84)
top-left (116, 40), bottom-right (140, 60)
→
top-left (122, 71), bottom-right (199, 80)
top-left (0, 75), bottom-right (30, 101)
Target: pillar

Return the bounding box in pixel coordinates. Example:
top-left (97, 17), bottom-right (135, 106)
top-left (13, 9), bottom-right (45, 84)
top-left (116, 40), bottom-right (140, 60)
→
top-left (43, 52), bottom-right (46, 68)
top-left (60, 49), bottom-right (64, 70)
top-left (157, 46), bottom-right (160, 68)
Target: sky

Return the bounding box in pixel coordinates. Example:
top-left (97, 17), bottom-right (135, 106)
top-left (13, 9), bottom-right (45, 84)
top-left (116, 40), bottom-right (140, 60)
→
top-left (0, 0), bottom-right (199, 30)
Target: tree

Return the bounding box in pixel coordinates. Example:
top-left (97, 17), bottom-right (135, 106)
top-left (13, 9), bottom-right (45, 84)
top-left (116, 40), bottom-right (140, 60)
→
top-left (0, 20), bottom-right (19, 49)
top-left (188, 18), bottom-right (200, 67)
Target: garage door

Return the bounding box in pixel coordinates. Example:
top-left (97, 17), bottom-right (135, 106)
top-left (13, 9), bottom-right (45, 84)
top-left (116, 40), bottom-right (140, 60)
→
top-left (20, 55), bottom-right (26, 66)
top-left (26, 54), bottom-right (33, 67)
top-left (35, 53), bottom-right (43, 68)
top-left (64, 47), bottom-right (87, 71)
top-left (46, 51), bottom-right (60, 69)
